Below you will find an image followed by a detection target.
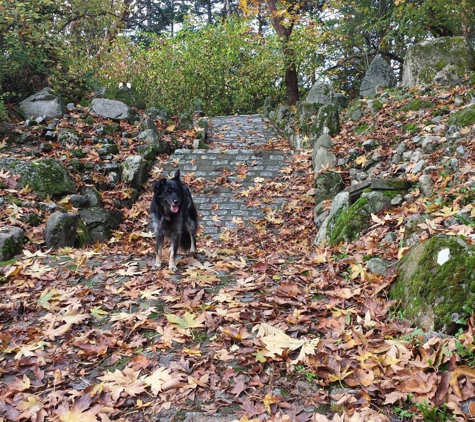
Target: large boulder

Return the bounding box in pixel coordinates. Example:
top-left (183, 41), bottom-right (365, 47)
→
top-left (78, 209), bottom-right (123, 242)
top-left (0, 226), bottom-right (25, 261)
top-left (45, 212), bottom-right (79, 248)
top-left (0, 158), bottom-right (76, 197)
top-left (20, 88), bottom-right (66, 119)
top-left (306, 82), bottom-right (336, 105)
top-left (314, 171), bottom-right (344, 206)
top-left (360, 55), bottom-right (397, 97)
top-left (402, 37), bottom-right (475, 88)
top-left (122, 155), bottom-right (148, 190)
top-left (89, 98), bottom-right (138, 124)
top-left (391, 235), bottom-right (475, 333)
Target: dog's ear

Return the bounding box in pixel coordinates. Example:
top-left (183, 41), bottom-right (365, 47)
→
top-left (173, 169), bottom-right (180, 181)
top-left (153, 179), bottom-right (165, 192)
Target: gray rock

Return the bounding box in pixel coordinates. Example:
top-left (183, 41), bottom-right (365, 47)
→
top-left (69, 194), bottom-right (90, 209)
top-left (360, 55), bottom-right (397, 98)
top-left (314, 191), bottom-right (350, 245)
top-left (140, 117), bottom-right (160, 134)
top-left (335, 93), bottom-right (349, 108)
top-left (79, 208), bottom-right (123, 242)
top-left (122, 155), bottom-right (148, 189)
top-left (313, 104), bottom-right (340, 137)
top-left (45, 212), bottom-right (79, 248)
top-left (362, 139), bottom-right (375, 151)
top-left (0, 157), bottom-right (75, 197)
top-left (403, 37), bottom-right (475, 88)
top-left (314, 171), bottom-right (344, 205)
top-left (89, 98), bottom-right (138, 123)
top-left (313, 131), bottom-right (334, 150)
top-left (419, 174), bottom-right (433, 197)
top-left (20, 87), bottom-right (66, 119)
top-left (57, 128), bottom-right (81, 146)
top-left (361, 191), bottom-right (392, 213)
top-left (306, 82), bottom-right (336, 105)
top-left (0, 226), bottom-right (25, 261)
top-left (312, 148), bottom-right (336, 171)
top-left (391, 235), bottom-right (475, 333)
top-left (367, 258), bottom-right (392, 275)
top-left (178, 112), bottom-right (193, 130)
top-left (137, 129), bottom-right (170, 154)
top-left (79, 186), bottom-right (103, 208)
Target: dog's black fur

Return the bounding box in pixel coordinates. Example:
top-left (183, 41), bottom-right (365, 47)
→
top-left (150, 169), bottom-right (198, 271)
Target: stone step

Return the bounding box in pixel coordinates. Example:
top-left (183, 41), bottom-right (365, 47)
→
top-left (153, 114), bottom-right (292, 238)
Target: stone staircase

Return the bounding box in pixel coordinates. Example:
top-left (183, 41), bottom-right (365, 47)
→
top-left (161, 114), bottom-right (292, 238)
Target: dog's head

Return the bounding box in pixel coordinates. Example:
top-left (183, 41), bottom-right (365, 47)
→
top-left (153, 170), bottom-right (183, 213)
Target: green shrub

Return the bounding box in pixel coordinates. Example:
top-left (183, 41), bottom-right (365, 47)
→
top-left (97, 17), bottom-right (286, 116)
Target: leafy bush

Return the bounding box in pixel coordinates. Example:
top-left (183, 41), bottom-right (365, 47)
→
top-left (97, 17), bottom-right (287, 115)
top-left (0, 0), bottom-right (126, 103)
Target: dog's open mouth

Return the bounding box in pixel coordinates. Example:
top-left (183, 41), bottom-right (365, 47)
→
top-left (170, 204), bottom-right (180, 213)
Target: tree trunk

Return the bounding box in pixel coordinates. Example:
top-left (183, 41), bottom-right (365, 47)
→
top-left (265, 0), bottom-right (299, 105)
top-left (285, 65), bottom-right (299, 106)
top-left (95, 0), bottom-right (133, 59)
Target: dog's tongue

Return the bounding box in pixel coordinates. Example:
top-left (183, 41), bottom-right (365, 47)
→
top-left (170, 204), bottom-right (179, 213)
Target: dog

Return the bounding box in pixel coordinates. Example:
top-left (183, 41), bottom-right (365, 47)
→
top-left (150, 169), bottom-right (198, 271)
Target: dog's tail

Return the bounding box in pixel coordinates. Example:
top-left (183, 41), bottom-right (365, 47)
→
top-left (180, 232), bottom-right (192, 252)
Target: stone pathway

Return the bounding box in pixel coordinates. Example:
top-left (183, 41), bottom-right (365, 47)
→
top-left (162, 114), bottom-right (293, 238)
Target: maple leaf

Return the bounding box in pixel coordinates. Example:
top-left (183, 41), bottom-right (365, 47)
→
top-left (166, 311), bottom-right (205, 333)
top-left (431, 205), bottom-right (460, 218)
top-left (117, 263), bottom-right (144, 276)
top-left (143, 366), bottom-right (185, 395)
top-left (55, 394), bottom-right (99, 422)
top-left (350, 263), bottom-right (367, 280)
top-left (98, 367), bottom-right (147, 401)
top-left (253, 323), bottom-right (319, 364)
top-left (449, 365), bottom-right (475, 398)
top-left (14, 340), bottom-right (50, 360)
top-left (354, 155), bottom-right (367, 166)
top-left (16, 393), bottom-right (47, 422)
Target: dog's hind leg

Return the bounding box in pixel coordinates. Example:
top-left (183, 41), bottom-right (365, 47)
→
top-left (169, 235), bottom-right (180, 271)
top-left (185, 221), bottom-right (197, 253)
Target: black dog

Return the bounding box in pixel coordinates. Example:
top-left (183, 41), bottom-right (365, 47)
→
top-left (150, 169), bottom-right (198, 271)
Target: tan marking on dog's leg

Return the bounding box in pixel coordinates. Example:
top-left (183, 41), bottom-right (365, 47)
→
top-left (169, 245), bottom-right (177, 271)
top-left (152, 245), bottom-right (162, 270)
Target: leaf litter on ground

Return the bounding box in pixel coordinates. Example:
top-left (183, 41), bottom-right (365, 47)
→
top-left (1, 83), bottom-right (475, 421)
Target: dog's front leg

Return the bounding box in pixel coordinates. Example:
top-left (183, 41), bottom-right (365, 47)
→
top-left (169, 235), bottom-right (180, 271)
top-left (152, 233), bottom-right (164, 270)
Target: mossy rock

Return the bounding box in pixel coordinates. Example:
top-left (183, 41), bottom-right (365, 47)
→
top-left (400, 99), bottom-right (434, 112)
top-left (311, 104), bottom-right (340, 139)
top-left (403, 37), bottom-right (475, 87)
top-left (390, 235), bottom-right (475, 333)
top-left (447, 104), bottom-right (475, 128)
top-left (0, 158), bottom-right (76, 198)
top-left (328, 197), bottom-right (371, 245)
top-left (0, 226), bottom-right (25, 262)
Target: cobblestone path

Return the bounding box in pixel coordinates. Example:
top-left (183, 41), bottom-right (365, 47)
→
top-left (162, 114), bottom-right (293, 238)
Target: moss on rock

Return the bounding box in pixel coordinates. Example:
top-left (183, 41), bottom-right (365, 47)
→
top-left (329, 197), bottom-right (371, 245)
top-left (0, 158), bottom-right (76, 198)
top-left (447, 104), bottom-right (475, 127)
top-left (390, 235), bottom-right (475, 332)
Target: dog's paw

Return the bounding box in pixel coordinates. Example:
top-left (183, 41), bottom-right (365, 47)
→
top-left (151, 263), bottom-right (162, 270)
top-left (169, 264), bottom-right (178, 272)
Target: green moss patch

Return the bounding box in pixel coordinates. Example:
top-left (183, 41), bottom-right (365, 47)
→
top-left (447, 104), bottom-right (475, 127)
top-left (391, 235), bottom-right (475, 332)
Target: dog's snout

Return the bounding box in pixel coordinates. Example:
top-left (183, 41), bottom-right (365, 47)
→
top-left (173, 199), bottom-right (180, 204)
